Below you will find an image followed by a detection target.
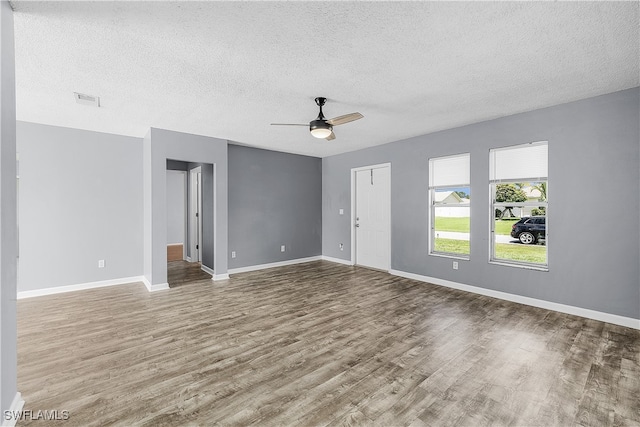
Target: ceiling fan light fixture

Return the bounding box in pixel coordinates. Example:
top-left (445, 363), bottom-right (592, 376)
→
top-left (310, 120), bottom-right (332, 139)
top-left (271, 97), bottom-right (363, 142)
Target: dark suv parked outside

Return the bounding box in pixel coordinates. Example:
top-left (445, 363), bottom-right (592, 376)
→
top-left (511, 216), bottom-right (546, 244)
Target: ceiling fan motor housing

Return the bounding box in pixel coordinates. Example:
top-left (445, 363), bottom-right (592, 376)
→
top-left (310, 119), bottom-right (332, 138)
top-left (310, 119), bottom-right (332, 133)
top-left (310, 97), bottom-right (332, 138)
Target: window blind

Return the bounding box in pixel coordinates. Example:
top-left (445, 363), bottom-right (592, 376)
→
top-left (490, 142), bottom-right (548, 181)
top-left (429, 153), bottom-right (470, 187)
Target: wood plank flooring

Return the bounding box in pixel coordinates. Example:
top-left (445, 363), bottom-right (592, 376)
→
top-left (167, 260), bottom-right (211, 288)
top-left (17, 261), bottom-right (640, 426)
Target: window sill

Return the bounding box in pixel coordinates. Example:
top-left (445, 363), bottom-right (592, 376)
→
top-left (430, 252), bottom-right (470, 261)
top-left (489, 260), bottom-right (548, 272)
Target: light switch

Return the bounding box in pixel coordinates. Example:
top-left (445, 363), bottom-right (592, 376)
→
top-left (339, 209), bottom-right (344, 215)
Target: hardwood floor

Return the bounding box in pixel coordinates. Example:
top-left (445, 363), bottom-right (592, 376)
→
top-left (167, 260), bottom-right (211, 287)
top-left (17, 261), bottom-right (640, 426)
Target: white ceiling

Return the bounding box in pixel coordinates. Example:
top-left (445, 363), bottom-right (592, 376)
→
top-left (11, 1), bottom-right (639, 158)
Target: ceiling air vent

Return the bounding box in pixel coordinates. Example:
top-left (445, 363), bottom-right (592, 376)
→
top-left (73, 92), bottom-right (100, 107)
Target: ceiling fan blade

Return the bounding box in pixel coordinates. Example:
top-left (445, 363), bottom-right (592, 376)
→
top-left (270, 123), bottom-right (308, 126)
top-left (325, 131), bottom-right (336, 141)
top-left (327, 112), bottom-right (363, 126)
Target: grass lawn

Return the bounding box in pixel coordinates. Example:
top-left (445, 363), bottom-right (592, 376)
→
top-left (434, 238), bottom-right (546, 264)
top-left (433, 238), bottom-right (469, 255)
top-left (436, 217), bottom-right (522, 236)
top-left (434, 217), bottom-right (470, 233)
top-left (495, 243), bottom-right (546, 264)
top-left (494, 218), bottom-right (520, 235)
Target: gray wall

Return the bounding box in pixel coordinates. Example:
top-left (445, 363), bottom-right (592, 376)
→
top-left (323, 88), bottom-right (640, 320)
top-left (166, 159), bottom-right (188, 172)
top-left (17, 122), bottom-right (144, 291)
top-left (0, 0), bottom-right (17, 412)
top-left (228, 144), bottom-right (322, 269)
top-left (166, 170), bottom-right (185, 245)
top-left (143, 128), bottom-right (227, 285)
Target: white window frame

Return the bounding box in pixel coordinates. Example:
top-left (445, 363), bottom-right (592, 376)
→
top-left (489, 141), bottom-right (548, 270)
top-left (428, 153), bottom-right (471, 260)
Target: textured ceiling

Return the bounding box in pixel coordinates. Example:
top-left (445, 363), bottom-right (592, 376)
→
top-left (11, 1), bottom-right (639, 158)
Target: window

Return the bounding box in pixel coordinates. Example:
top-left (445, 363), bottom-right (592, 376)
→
top-left (489, 142), bottom-right (548, 269)
top-left (429, 153), bottom-right (470, 258)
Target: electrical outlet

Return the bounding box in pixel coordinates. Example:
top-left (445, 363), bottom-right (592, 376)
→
top-left (339, 209), bottom-right (344, 215)
top-left (339, 243), bottom-right (344, 251)
top-left (453, 261), bottom-right (458, 270)
top-left (231, 251), bottom-right (236, 259)
top-left (98, 260), bottom-right (105, 268)
top-left (281, 245), bottom-right (286, 252)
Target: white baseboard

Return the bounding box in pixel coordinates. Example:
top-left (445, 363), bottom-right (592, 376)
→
top-left (2, 392), bottom-right (25, 427)
top-left (186, 256), bottom-right (193, 262)
top-left (213, 273), bottom-right (230, 281)
top-left (142, 277), bottom-right (169, 292)
top-left (228, 256), bottom-right (322, 275)
top-left (17, 276), bottom-right (145, 299)
top-left (389, 269), bottom-right (640, 330)
top-left (321, 255), bottom-right (354, 266)
top-left (201, 264), bottom-right (215, 276)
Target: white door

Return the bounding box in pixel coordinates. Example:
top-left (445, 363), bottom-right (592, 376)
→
top-left (189, 166), bottom-right (202, 263)
top-left (355, 165), bottom-right (390, 270)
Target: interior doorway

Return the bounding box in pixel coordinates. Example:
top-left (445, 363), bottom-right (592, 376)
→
top-left (165, 160), bottom-right (213, 287)
top-left (352, 163), bottom-right (391, 271)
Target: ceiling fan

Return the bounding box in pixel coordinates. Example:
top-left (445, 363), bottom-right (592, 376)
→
top-left (271, 97), bottom-right (363, 141)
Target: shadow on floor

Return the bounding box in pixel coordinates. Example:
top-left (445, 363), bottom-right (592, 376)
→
top-left (167, 260), bottom-right (212, 288)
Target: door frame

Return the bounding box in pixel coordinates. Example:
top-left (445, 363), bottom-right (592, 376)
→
top-left (182, 170), bottom-right (188, 260)
top-left (350, 162), bottom-right (392, 270)
top-left (189, 166), bottom-right (203, 263)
